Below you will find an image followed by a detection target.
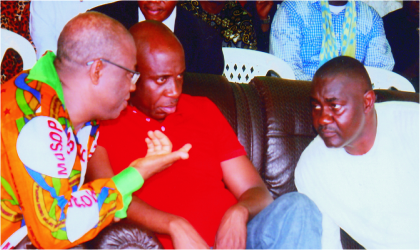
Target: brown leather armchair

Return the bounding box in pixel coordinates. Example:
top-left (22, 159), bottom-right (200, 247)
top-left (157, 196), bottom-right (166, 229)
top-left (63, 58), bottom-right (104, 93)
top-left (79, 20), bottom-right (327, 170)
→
top-left (18, 73), bottom-right (419, 249)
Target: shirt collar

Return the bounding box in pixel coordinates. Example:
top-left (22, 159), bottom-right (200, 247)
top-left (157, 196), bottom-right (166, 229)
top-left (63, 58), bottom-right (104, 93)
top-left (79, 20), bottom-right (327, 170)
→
top-left (27, 51), bottom-right (66, 108)
top-left (313, 0), bottom-right (358, 12)
top-left (137, 6), bottom-right (177, 32)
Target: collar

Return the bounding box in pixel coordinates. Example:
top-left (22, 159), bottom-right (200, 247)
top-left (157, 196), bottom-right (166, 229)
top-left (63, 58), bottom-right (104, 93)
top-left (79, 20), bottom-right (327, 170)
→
top-left (312, 1), bottom-right (359, 12)
top-left (27, 51), bottom-right (66, 108)
top-left (137, 6), bottom-right (177, 32)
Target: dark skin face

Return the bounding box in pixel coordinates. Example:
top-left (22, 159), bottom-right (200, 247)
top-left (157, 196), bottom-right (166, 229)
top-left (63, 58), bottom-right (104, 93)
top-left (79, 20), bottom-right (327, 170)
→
top-left (200, 1), bottom-right (226, 15)
top-left (138, 1), bottom-right (178, 22)
top-left (328, 1), bottom-right (348, 6)
top-left (311, 74), bottom-right (376, 154)
top-left (131, 45), bottom-right (185, 122)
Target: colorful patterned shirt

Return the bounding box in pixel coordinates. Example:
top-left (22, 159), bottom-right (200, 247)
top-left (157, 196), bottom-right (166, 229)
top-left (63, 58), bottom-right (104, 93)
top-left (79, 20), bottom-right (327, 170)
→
top-left (180, 1), bottom-right (257, 50)
top-left (270, 1), bottom-right (395, 80)
top-left (1, 52), bottom-right (143, 249)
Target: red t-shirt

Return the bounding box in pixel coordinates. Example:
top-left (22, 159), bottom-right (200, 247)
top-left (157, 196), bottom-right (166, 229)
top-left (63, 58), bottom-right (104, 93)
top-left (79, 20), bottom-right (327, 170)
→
top-left (98, 94), bottom-right (247, 248)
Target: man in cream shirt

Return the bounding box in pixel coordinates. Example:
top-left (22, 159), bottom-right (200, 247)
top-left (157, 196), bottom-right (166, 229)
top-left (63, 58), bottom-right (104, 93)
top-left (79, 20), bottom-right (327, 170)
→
top-left (295, 56), bottom-right (419, 249)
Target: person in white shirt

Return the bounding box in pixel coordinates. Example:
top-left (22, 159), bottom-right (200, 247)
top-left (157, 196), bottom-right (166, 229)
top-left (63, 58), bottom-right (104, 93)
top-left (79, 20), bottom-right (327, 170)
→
top-left (30, 1), bottom-right (115, 59)
top-left (295, 55), bottom-right (419, 249)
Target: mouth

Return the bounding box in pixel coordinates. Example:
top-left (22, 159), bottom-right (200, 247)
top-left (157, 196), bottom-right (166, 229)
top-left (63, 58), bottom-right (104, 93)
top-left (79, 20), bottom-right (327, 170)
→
top-left (145, 6), bottom-right (163, 16)
top-left (318, 128), bottom-right (337, 138)
top-left (158, 105), bottom-right (177, 115)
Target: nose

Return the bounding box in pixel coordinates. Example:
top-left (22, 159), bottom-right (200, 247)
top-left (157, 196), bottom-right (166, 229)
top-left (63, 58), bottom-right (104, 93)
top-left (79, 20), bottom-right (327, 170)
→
top-left (164, 79), bottom-right (182, 98)
top-left (318, 107), bottom-right (333, 126)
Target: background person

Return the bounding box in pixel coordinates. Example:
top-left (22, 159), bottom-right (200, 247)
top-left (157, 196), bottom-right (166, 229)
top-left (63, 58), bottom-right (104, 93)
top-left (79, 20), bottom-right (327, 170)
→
top-left (90, 0), bottom-right (224, 75)
top-left (270, 0), bottom-right (394, 80)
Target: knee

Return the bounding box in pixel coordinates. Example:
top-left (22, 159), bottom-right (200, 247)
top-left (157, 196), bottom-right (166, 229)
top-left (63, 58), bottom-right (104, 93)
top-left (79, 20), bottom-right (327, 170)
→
top-left (281, 192), bottom-right (317, 208)
top-left (270, 192), bottom-right (321, 217)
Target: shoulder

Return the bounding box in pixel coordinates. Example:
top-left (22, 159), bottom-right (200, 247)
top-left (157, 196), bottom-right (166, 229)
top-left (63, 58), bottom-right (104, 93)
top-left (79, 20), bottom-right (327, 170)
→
top-left (375, 101), bottom-right (419, 140)
top-left (281, 0), bottom-right (313, 11)
top-left (175, 6), bottom-right (221, 39)
top-left (179, 94), bottom-right (217, 111)
top-left (89, 1), bottom-right (137, 13)
top-left (178, 94), bottom-right (229, 125)
top-left (376, 101), bottom-right (419, 123)
top-left (89, 1), bottom-right (138, 29)
top-left (2, 72), bottom-right (56, 108)
top-left (356, 1), bottom-right (381, 21)
top-left (376, 101), bottom-right (419, 115)
top-left (276, 1), bottom-right (317, 23)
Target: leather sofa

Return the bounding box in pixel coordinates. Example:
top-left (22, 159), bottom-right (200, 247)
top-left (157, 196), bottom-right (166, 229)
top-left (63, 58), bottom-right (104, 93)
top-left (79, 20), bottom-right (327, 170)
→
top-left (19, 73), bottom-right (419, 249)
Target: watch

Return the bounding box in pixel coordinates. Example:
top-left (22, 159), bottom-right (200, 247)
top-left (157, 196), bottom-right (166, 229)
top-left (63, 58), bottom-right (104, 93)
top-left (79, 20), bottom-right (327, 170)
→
top-left (261, 15), bottom-right (271, 24)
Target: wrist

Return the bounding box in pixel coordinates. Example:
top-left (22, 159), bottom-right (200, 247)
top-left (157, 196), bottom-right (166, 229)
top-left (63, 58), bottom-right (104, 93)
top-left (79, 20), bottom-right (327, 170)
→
top-left (168, 216), bottom-right (189, 237)
top-left (259, 14), bottom-right (271, 24)
top-left (130, 158), bottom-right (150, 180)
top-left (230, 203), bottom-right (250, 222)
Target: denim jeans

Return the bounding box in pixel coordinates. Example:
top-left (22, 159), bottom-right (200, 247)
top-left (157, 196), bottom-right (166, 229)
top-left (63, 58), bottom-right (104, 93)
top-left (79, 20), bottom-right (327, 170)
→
top-left (246, 192), bottom-right (322, 249)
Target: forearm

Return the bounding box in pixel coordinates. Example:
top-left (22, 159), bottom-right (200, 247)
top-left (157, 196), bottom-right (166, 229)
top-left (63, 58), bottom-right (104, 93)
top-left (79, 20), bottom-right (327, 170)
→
top-left (221, 155), bottom-right (273, 221)
top-left (236, 185), bottom-right (273, 220)
top-left (126, 196), bottom-right (182, 236)
top-left (126, 196), bottom-right (209, 249)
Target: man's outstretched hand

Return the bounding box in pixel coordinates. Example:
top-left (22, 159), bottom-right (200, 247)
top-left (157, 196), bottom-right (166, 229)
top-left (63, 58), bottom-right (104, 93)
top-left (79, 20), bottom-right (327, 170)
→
top-left (130, 130), bottom-right (192, 180)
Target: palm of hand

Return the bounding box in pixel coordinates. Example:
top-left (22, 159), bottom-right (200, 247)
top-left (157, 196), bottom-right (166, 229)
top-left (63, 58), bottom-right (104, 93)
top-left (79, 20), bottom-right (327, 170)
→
top-left (145, 130), bottom-right (173, 157)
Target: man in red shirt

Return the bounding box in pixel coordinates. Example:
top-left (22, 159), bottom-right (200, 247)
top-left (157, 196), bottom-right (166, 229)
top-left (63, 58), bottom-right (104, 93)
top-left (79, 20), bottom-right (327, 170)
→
top-left (87, 20), bottom-right (322, 249)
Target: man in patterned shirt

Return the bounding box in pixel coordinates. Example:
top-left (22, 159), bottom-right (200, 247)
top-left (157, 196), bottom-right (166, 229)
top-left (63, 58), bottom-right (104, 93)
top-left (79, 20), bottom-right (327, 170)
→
top-left (1, 12), bottom-right (191, 249)
top-left (270, 0), bottom-right (394, 81)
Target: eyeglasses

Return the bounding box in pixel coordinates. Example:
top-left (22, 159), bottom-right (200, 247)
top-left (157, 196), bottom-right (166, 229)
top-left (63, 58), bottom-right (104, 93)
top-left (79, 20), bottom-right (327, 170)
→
top-left (86, 58), bottom-right (140, 85)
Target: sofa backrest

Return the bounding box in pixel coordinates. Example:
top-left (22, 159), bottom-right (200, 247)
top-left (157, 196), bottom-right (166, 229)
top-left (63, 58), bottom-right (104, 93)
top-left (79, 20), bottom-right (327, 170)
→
top-left (183, 72), bottom-right (419, 199)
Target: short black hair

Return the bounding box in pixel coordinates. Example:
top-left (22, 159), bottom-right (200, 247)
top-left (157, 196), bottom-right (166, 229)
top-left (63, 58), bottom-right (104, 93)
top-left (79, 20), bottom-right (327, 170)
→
top-left (314, 56), bottom-right (372, 91)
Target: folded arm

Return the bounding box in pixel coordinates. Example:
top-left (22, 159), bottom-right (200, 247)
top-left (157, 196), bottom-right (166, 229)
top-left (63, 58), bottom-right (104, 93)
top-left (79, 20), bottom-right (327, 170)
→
top-left (214, 155), bottom-right (273, 249)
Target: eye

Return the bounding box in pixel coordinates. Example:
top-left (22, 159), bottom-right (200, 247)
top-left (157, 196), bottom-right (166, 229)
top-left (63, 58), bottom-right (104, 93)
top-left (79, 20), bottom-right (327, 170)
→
top-left (331, 104), bottom-right (342, 111)
top-left (177, 73), bottom-right (184, 79)
top-left (157, 77), bottom-right (167, 84)
top-left (311, 103), bottom-right (321, 110)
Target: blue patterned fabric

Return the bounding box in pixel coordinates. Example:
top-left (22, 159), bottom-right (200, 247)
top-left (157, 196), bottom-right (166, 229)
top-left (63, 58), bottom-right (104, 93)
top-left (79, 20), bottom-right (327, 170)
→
top-left (270, 1), bottom-right (394, 81)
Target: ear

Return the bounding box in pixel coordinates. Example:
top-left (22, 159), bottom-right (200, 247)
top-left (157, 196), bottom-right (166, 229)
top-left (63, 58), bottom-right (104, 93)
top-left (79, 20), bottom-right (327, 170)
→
top-left (89, 60), bottom-right (103, 85)
top-left (363, 89), bottom-right (376, 113)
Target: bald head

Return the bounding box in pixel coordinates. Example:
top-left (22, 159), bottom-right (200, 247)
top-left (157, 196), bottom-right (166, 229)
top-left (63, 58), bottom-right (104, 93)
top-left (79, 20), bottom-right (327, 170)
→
top-left (129, 20), bottom-right (184, 64)
top-left (314, 56), bottom-right (372, 92)
top-left (56, 12), bottom-right (135, 66)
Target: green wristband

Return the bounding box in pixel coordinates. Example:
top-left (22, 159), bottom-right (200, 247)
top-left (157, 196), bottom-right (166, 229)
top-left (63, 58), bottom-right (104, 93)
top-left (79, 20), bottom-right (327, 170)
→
top-left (112, 167), bottom-right (144, 218)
